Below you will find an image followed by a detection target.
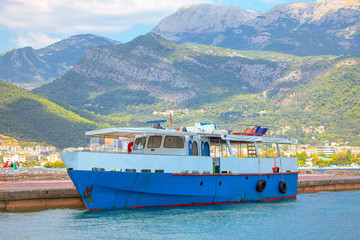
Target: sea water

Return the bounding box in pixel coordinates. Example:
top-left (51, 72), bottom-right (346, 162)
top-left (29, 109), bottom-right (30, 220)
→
top-left (311, 168), bottom-right (360, 174)
top-left (1, 191), bottom-right (359, 240)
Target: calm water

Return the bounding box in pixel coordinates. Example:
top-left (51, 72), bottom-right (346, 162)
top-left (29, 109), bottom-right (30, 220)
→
top-left (1, 191), bottom-right (359, 240)
top-left (310, 168), bottom-right (360, 174)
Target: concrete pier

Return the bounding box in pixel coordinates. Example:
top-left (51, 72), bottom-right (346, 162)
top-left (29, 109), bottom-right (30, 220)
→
top-left (1, 173), bottom-right (360, 211)
top-left (298, 176), bottom-right (360, 193)
top-left (0, 181), bottom-right (84, 211)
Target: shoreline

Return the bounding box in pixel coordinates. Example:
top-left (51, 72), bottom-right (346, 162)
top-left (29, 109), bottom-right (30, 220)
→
top-left (299, 166), bottom-right (360, 170)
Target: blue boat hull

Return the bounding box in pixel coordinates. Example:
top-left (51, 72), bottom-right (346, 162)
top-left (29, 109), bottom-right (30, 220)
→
top-left (68, 171), bottom-right (298, 210)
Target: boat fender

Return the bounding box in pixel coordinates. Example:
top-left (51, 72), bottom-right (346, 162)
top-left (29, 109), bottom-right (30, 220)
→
top-left (256, 179), bottom-right (266, 192)
top-left (127, 142), bottom-right (134, 153)
top-left (279, 181), bottom-right (287, 194)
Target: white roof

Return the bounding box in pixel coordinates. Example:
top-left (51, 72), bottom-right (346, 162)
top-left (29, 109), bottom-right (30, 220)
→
top-left (86, 127), bottom-right (298, 144)
top-left (222, 134), bottom-right (297, 144)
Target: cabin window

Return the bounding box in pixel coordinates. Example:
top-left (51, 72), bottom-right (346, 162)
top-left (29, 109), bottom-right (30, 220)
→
top-left (279, 143), bottom-right (294, 157)
top-left (210, 139), bottom-right (230, 157)
top-left (164, 136), bottom-right (184, 148)
top-left (147, 136), bottom-right (162, 148)
top-left (230, 142), bottom-right (257, 158)
top-left (134, 137), bottom-right (146, 150)
top-left (257, 143), bottom-right (279, 158)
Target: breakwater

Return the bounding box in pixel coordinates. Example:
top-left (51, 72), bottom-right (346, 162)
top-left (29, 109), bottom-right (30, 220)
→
top-left (324, 170), bottom-right (360, 176)
top-left (0, 184), bottom-right (83, 211)
top-left (297, 176), bottom-right (360, 193)
top-left (0, 169), bottom-right (70, 182)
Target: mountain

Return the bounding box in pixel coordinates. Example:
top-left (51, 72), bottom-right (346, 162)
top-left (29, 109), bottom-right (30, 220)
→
top-left (152, 4), bottom-right (260, 44)
top-left (202, 58), bottom-right (360, 146)
top-left (152, 0), bottom-right (360, 56)
top-left (33, 33), bottom-right (360, 145)
top-left (34, 33), bottom-right (330, 114)
top-left (0, 80), bottom-right (109, 148)
top-left (0, 34), bottom-right (119, 90)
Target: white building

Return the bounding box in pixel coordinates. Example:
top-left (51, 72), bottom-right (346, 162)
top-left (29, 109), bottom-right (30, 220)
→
top-left (316, 146), bottom-right (335, 156)
top-left (47, 153), bottom-right (62, 163)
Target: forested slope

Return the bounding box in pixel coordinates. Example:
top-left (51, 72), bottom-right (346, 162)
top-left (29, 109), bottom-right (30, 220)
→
top-left (0, 80), bottom-right (108, 148)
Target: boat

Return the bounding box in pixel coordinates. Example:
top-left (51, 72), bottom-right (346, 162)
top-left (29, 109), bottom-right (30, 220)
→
top-left (60, 122), bottom-right (298, 210)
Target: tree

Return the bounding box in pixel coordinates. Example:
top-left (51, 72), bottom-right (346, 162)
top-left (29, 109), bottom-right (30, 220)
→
top-left (296, 152), bottom-right (307, 166)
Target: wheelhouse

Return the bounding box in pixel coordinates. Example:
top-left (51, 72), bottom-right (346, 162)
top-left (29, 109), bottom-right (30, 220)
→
top-left (78, 123), bottom-right (298, 174)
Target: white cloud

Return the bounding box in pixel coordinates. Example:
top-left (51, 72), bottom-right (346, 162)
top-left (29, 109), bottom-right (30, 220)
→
top-left (0, 0), bottom-right (212, 33)
top-left (1, 0), bottom-right (214, 50)
top-left (12, 33), bottom-right (61, 49)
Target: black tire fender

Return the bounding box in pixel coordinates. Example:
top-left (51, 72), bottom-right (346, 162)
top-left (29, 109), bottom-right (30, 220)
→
top-left (256, 179), bottom-right (267, 192)
top-left (279, 180), bottom-right (287, 194)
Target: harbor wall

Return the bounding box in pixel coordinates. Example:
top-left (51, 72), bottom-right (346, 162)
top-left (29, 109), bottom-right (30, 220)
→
top-left (324, 170), bottom-right (360, 176)
top-left (0, 186), bottom-right (84, 211)
top-left (297, 177), bottom-right (360, 193)
top-left (0, 171), bottom-right (70, 182)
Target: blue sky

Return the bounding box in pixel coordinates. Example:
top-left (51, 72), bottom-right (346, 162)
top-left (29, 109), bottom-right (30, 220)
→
top-left (0, 0), bottom-right (316, 54)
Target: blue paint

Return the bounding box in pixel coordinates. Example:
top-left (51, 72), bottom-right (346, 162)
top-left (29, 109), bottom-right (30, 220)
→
top-left (204, 142), bottom-right (210, 156)
top-left (68, 170), bottom-right (298, 210)
top-left (201, 141), bottom-right (205, 156)
top-left (188, 141), bottom-right (193, 155)
top-left (146, 120), bottom-right (167, 123)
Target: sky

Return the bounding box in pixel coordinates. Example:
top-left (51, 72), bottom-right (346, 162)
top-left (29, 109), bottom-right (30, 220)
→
top-left (0, 0), bottom-right (316, 54)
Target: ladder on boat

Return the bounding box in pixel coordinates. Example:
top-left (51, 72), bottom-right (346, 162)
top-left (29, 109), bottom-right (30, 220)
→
top-left (247, 143), bottom-right (257, 157)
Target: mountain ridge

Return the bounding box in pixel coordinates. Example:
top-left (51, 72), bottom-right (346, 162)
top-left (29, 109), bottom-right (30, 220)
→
top-left (0, 1), bottom-right (359, 147)
top-left (151, 0), bottom-right (360, 55)
top-left (34, 33), bottom-right (339, 111)
top-left (0, 34), bottom-right (119, 89)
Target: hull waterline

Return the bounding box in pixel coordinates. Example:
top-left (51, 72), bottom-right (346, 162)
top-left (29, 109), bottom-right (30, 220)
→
top-left (68, 170), bottom-right (298, 210)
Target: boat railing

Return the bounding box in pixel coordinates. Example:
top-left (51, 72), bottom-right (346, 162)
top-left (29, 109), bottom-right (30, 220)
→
top-left (63, 149), bottom-right (211, 157)
top-left (64, 149), bottom-right (128, 154)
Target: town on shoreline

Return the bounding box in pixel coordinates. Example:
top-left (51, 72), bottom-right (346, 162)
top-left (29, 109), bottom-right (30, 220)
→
top-left (1, 132), bottom-right (359, 169)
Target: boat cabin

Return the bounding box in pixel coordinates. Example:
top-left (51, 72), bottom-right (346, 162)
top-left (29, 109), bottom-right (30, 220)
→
top-left (131, 133), bottom-right (211, 156)
top-left (76, 123), bottom-right (298, 174)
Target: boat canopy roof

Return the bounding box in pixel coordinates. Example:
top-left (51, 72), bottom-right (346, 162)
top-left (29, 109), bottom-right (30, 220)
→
top-left (85, 127), bottom-right (298, 145)
top-left (86, 128), bottom-right (194, 138)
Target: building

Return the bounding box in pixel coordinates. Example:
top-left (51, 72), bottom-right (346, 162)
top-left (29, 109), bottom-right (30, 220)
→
top-left (305, 148), bottom-right (317, 156)
top-left (316, 146), bottom-right (335, 156)
top-left (47, 153), bottom-right (62, 163)
top-left (2, 154), bottom-right (29, 163)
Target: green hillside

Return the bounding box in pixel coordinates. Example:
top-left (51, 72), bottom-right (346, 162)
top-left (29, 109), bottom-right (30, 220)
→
top-left (160, 62), bottom-right (360, 145)
top-left (32, 34), bottom-right (360, 146)
top-left (276, 62), bottom-right (360, 145)
top-left (0, 80), bottom-right (110, 148)
top-left (91, 60), bottom-right (360, 146)
top-left (34, 34), bottom-right (334, 114)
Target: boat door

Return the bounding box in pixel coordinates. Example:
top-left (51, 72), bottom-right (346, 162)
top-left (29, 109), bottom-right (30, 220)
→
top-left (192, 141), bottom-right (198, 156)
top-left (212, 157), bottom-right (219, 173)
top-left (188, 141), bottom-right (193, 155)
top-left (189, 140), bottom-right (198, 156)
top-left (204, 142), bottom-right (210, 156)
